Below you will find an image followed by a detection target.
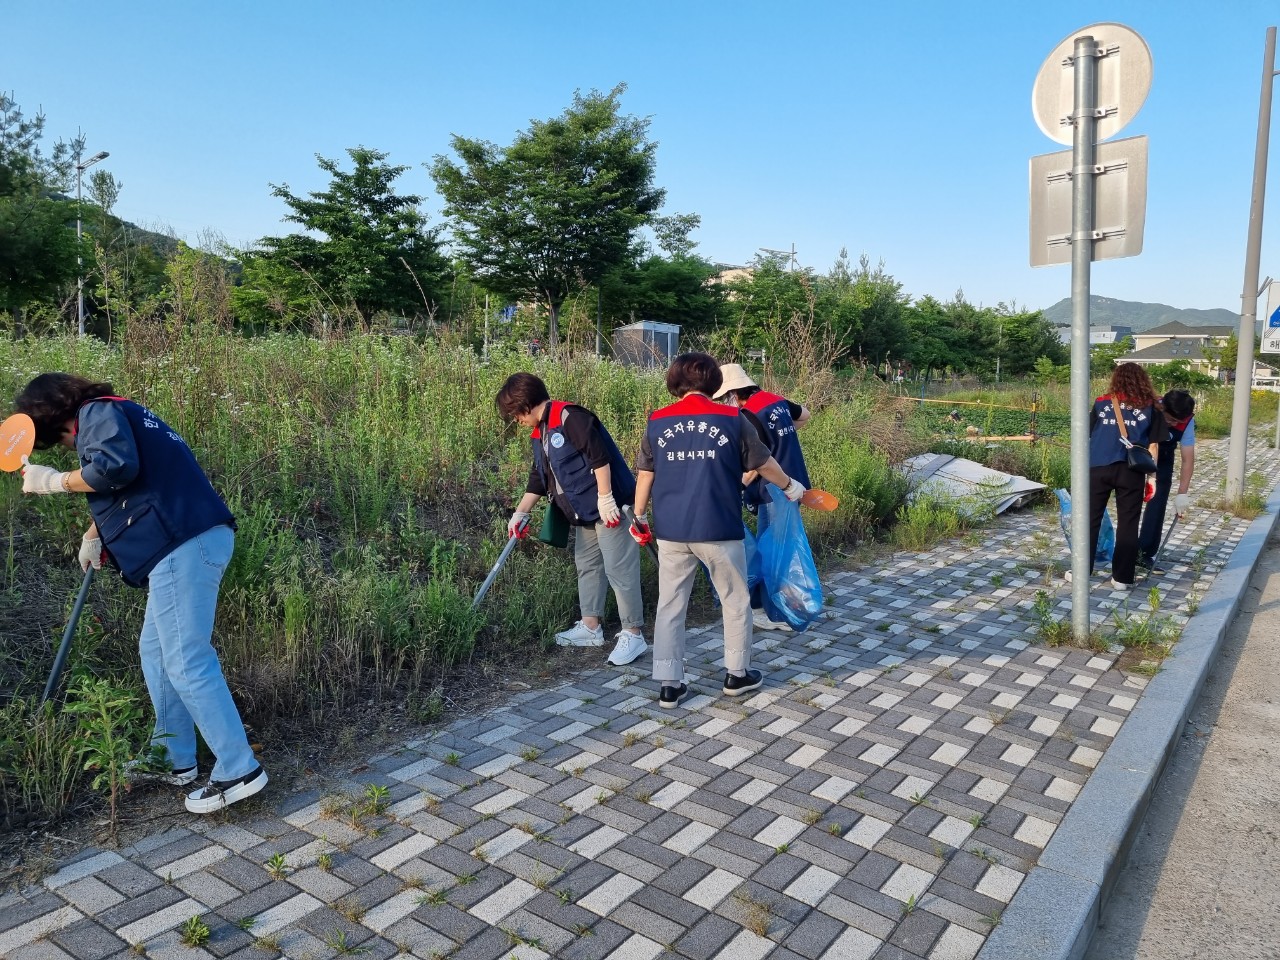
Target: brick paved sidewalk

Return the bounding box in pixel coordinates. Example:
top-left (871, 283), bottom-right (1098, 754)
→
top-left (3, 438), bottom-right (1276, 960)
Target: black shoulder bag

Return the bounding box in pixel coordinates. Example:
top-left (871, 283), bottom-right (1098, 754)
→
top-left (1113, 399), bottom-right (1157, 474)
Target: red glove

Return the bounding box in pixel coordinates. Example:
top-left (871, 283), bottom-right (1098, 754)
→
top-left (629, 517), bottom-right (653, 546)
top-left (1144, 477), bottom-right (1155, 503)
top-left (508, 512), bottom-right (531, 539)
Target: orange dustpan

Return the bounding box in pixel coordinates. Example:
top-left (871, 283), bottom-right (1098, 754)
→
top-left (0, 413), bottom-right (36, 473)
top-left (800, 488), bottom-right (839, 511)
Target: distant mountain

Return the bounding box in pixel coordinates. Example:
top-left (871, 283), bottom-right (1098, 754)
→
top-left (1041, 296), bottom-right (1237, 331)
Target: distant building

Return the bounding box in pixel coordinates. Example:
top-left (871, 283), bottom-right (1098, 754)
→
top-left (1053, 324), bottom-right (1133, 346)
top-left (1117, 320), bottom-right (1233, 379)
top-left (613, 320), bottom-right (680, 369)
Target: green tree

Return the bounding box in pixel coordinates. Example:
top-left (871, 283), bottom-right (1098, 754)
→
top-left (651, 212), bottom-right (701, 259)
top-left (904, 295), bottom-right (958, 381)
top-left (0, 93), bottom-right (86, 327)
top-left (240, 147), bottom-right (449, 327)
top-left (600, 254), bottom-right (724, 335)
top-left (1089, 336), bottom-right (1134, 377)
top-left (721, 256), bottom-right (815, 360)
top-left (992, 304), bottom-right (1067, 378)
top-left (843, 254), bottom-right (911, 372)
top-left (431, 84), bottom-right (665, 350)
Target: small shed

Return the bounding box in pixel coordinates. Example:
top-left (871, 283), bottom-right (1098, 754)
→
top-left (612, 321), bottom-right (681, 368)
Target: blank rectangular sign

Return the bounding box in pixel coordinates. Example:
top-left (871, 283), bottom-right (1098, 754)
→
top-left (1030, 135), bottom-right (1148, 268)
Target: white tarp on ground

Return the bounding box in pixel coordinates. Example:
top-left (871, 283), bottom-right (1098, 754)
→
top-left (901, 452), bottom-right (1046, 516)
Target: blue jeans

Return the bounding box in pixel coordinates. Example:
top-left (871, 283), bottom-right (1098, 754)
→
top-left (138, 525), bottom-right (256, 782)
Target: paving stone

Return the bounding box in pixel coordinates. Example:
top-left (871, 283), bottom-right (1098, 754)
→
top-left (116, 898), bottom-right (206, 946)
top-left (96, 861), bottom-right (165, 899)
top-left (22, 441), bottom-right (1273, 960)
top-left (820, 926), bottom-right (881, 960)
top-left (889, 909), bottom-right (948, 956)
top-left (675, 912), bottom-right (742, 960)
top-left (413, 902), bottom-right (488, 943)
top-left (206, 856), bottom-right (272, 894)
top-left (49, 919), bottom-right (126, 960)
top-left (10, 940), bottom-right (75, 960)
top-left (42, 853), bottom-right (126, 891)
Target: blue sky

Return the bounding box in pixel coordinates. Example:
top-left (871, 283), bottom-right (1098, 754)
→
top-left (8, 0), bottom-right (1279, 313)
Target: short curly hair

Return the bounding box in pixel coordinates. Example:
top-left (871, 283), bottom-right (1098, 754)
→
top-left (1108, 362), bottom-right (1158, 408)
top-left (14, 373), bottom-right (115, 449)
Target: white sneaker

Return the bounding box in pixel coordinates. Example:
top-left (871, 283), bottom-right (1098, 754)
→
top-left (752, 610), bottom-right (792, 632)
top-left (607, 631), bottom-right (648, 665)
top-left (1108, 578), bottom-right (1134, 591)
top-left (185, 766), bottom-right (268, 814)
top-left (555, 620), bottom-right (605, 647)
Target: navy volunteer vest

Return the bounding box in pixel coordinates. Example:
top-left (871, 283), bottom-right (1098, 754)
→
top-left (531, 401), bottom-right (636, 524)
top-left (646, 395), bottom-right (744, 542)
top-left (78, 398), bottom-right (235, 587)
top-left (743, 390), bottom-right (809, 506)
top-left (1088, 396), bottom-right (1158, 468)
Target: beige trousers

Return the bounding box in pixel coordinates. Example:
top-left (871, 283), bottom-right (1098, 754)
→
top-left (651, 539), bottom-right (752, 685)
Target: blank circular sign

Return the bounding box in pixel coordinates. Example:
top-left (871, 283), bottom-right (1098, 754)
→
top-left (1033, 22), bottom-right (1152, 145)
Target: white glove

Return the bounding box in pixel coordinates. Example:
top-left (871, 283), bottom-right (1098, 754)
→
top-left (79, 533), bottom-right (104, 571)
top-left (1174, 493), bottom-right (1190, 517)
top-left (507, 511), bottom-right (531, 538)
top-left (597, 492), bottom-right (621, 528)
top-left (783, 478), bottom-right (807, 502)
top-left (22, 461), bottom-right (68, 495)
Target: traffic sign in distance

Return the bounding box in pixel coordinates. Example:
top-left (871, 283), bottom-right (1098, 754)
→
top-left (1033, 22), bottom-right (1153, 145)
top-left (1263, 283), bottom-right (1280, 355)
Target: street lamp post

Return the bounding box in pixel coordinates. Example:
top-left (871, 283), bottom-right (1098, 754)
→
top-left (75, 150), bottom-right (109, 337)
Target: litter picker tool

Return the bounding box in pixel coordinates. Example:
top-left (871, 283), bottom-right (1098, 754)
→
top-left (1141, 514), bottom-right (1180, 582)
top-left (1, 413), bottom-right (36, 473)
top-left (471, 517), bottom-right (529, 610)
top-left (41, 566), bottom-right (95, 706)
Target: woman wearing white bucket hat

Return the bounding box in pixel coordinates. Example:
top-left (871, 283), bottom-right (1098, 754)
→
top-left (713, 363), bottom-right (812, 631)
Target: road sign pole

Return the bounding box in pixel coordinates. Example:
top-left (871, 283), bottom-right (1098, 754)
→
top-left (1226, 26), bottom-right (1278, 501)
top-left (1069, 35), bottom-right (1100, 644)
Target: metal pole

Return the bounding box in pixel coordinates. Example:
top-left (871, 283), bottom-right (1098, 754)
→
top-left (483, 294), bottom-right (490, 362)
top-left (1069, 35), bottom-right (1100, 644)
top-left (596, 286), bottom-right (602, 358)
top-left (76, 166), bottom-right (85, 337)
top-left (1226, 25), bottom-right (1278, 500)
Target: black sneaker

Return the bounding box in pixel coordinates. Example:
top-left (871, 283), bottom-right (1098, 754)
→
top-left (185, 766), bottom-right (268, 814)
top-left (659, 683), bottom-right (688, 710)
top-left (722, 669), bottom-right (763, 697)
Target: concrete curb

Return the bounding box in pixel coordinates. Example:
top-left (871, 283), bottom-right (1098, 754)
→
top-left (978, 485), bottom-right (1280, 960)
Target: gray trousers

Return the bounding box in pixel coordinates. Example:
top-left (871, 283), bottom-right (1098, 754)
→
top-left (574, 520), bottom-right (644, 630)
top-left (652, 539), bottom-right (752, 685)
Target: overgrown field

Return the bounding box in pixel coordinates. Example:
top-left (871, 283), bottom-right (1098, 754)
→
top-left (7, 329), bottom-right (1268, 835)
top-left (0, 327), bottom-right (924, 831)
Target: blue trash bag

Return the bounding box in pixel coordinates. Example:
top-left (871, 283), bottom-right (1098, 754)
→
top-left (756, 485), bottom-right (825, 630)
top-left (1054, 488), bottom-right (1114, 564)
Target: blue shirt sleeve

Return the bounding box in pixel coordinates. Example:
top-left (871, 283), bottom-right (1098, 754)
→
top-left (76, 401), bottom-right (140, 492)
top-left (1181, 418), bottom-right (1195, 446)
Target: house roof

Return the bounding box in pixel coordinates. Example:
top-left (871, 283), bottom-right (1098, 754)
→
top-left (1118, 340), bottom-right (1211, 363)
top-left (1136, 320), bottom-right (1235, 338)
